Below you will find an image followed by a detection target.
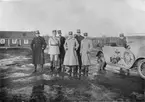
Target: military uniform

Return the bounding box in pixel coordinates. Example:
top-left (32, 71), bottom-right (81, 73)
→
top-left (63, 37), bottom-right (79, 66)
top-left (119, 33), bottom-right (128, 48)
top-left (58, 35), bottom-right (65, 71)
top-left (48, 30), bottom-right (60, 72)
top-left (75, 31), bottom-right (84, 74)
top-left (63, 31), bottom-right (79, 76)
top-left (48, 37), bottom-right (60, 55)
top-left (80, 33), bottom-right (93, 76)
top-left (80, 38), bottom-right (93, 66)
top-left (119, 38), bottom-right (127, 48)
top-left (31, 36), bottom-right (47, 65)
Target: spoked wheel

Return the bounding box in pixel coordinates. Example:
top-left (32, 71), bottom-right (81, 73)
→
top-left (138, 59), bottom-right (145, 79)
top-left (123, 50), bottom-right (135, 68)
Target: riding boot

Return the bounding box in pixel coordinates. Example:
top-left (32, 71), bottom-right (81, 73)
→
top-left (82, 66), bottom-right (86, 76)
top-left (69, 67), bottom-right (72, 76)
top-left (50, 61), bottom-right (54, 72)
top-left (62, 65), bottom-right (65, 72)
top-left (86, 66), bottom-right (89, 76)
top-left (54, 61), bottom-right (58, 72)
top-left (79, 65), bottom-right (82, 75)
top-left (41, 64), bottom-right (44, 72)
top-left (58, 60), bottom-right (62, 73)
top-left (75, 66), bottom-right (78, 75)
top-left (33, 64), bottom-right (37, 73)
top-left (73, 66), bottom-right (77, 77)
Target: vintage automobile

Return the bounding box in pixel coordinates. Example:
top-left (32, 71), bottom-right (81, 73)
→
top-left (96, 36), bottom-right (145, 79)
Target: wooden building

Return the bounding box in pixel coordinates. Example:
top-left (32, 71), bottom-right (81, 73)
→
top-left (91, 36), bottom-right (121, 48)
top-left (0, 31), bottom-right (35, 49)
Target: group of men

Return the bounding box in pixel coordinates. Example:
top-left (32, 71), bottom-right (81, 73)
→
top-left (31, 29), bottom-right (93, 76)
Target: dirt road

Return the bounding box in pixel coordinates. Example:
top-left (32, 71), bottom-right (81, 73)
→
top-left (0, 49), bottom-right (144, 102)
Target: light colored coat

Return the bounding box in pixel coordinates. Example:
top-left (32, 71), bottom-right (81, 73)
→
top-left (48, 37), bottom-right (60, 55)
top-left (63, 37), bottom-right (79, 66)
top-left (80, 38), bottom-right (93, 65)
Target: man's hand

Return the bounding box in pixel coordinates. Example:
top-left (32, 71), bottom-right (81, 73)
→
top-left (42, 48), bottom-right (45, 51)
top-left (87, 51), bottom-right (90, 54)
top-left (65, 48), bottom-right (68, 51)
top-left (74, 47), bottom-right (77, 50)
top-left (73, 47), bottom-right (75, 50)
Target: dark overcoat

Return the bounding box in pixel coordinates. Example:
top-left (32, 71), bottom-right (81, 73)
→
top-left (58, 36), bottom-right (66, 61)
top-left (118, 38), bottom-right (127, 48)
top-left (31, 36), bottom-right (47, 65)
top-left (75, 35), bottom-right (84, 66)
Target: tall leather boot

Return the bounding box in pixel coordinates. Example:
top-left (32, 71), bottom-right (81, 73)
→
top-left (68, 66), bottom-right (72, 77)
top-left (58, 59), bottom-right (62, 73)
top-left (50, 61), bottom-right (54, 72)
top-left (54, 61), bottom-right (58, 72)
top-left (73, 66), bottom-right (77, 77)
top-left (82, 66), bottom-right (86, 76)
top-left (86, 66), bottom-right (89, 76)
top-left (79, 65), bottom-right (82, 75)
top-left (33, 64), bottom-right (37, 73)
top-left (41, 64), bottom-right (44, 72)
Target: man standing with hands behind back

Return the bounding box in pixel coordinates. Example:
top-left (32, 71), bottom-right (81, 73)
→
top-left (58, 30), bottom-right (66, 72)
top-left (31, 30), bottom-right (47, 73)
top-left (75, 29), bottom-right (84, 75)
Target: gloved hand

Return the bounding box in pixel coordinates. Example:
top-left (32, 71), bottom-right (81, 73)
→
top-left (87, 51), bottom-right (90, 54)
top-left (74, 48), bottom-right (77, 50)
top-left (65, 48), bottom-right (68, 50)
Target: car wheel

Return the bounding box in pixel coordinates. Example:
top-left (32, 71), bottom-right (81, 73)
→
top-left (138, 59), bottom-right (145, 79)
top-left (123, 50), bottom-right (135, 68)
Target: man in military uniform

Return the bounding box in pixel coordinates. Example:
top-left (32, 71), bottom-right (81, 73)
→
top-left (58, 30), bottom-right (66, 72)
top-left (75, 29), bottom-right (84, 74)
top-left (48, 30), bottom-right (60, 72)
top-left (119, 33), bottom-right (128, 48)
top-left (31, 30), bottom-right (47, 73)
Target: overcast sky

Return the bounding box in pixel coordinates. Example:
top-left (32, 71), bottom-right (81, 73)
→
top-left (0, 0), bottom-right (145, 37)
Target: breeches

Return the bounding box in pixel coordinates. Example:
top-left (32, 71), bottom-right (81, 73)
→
top-left (50, 54), bottom-right (58, 61)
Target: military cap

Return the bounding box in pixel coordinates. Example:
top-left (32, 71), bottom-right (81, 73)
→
top-left (77, 29), bottom-right (81, 33)
top-left (52, 30), bottom-right (57, 33)
top-left (83, 32), bottom-right (88, 36)
top-left (35, 30), bottom-right (40, 34)
top-left (58, 30), bottom-right (62, 34)
top-left (119, 33), bottom-right (125, 37)
top-left (69, 31), bottom-right (73, 35)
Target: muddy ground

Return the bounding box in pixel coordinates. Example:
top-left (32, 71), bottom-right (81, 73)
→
top-left (0, 48), bottom-right (144, 102)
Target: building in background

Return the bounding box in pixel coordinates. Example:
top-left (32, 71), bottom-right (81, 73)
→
top-left (0, 31), bottom-right (35, 49)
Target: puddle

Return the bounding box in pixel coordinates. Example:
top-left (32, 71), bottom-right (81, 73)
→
top-left (8, 86), bottom-right (32, 97)
top-left (12, 77), bottom-right (33, 83)
top-left (13, 65), bottom-right (32, 71)
top-left (42, 74), bottom-right (54, 80)
top-left (0, 56), bottom-right (30, 66)
top-left (8, 72), bottom-right (30, 78)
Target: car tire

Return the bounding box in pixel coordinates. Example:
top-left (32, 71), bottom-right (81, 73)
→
top-left (123, 50), bottom-right (135, 68)
top-left (137, 59), bottom-right (145, 79)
